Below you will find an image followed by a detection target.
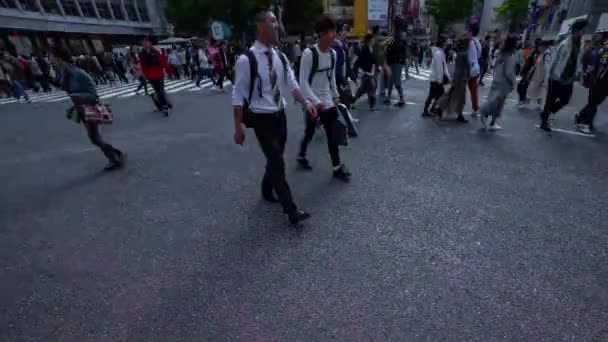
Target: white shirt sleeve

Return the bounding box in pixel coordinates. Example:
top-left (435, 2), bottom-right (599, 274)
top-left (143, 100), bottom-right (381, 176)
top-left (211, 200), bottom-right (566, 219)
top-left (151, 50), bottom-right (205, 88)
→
top-left (431, 50), bottom-right (442, 82)
top-left (331, 50), bottom-right (339, 99)
top-left (282, 53), bottom-right (300, 93)
top-left (299, 48), bottom-right (322, 106)
top-left (231, 54), bottom-right (250, 107)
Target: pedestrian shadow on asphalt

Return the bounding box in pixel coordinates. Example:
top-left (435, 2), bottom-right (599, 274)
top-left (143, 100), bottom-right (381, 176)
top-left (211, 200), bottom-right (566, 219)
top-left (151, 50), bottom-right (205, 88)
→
top-left (0, 170), bottom-right (108, 220)
top-left (244, 201), bottom-right (308, 238)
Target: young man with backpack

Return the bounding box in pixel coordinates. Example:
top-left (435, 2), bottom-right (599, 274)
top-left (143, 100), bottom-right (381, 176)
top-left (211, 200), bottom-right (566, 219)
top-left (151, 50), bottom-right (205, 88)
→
top-left (232, 9), bottom-right (317, 225)
top-left (296, 16), bottom-right (351, 182)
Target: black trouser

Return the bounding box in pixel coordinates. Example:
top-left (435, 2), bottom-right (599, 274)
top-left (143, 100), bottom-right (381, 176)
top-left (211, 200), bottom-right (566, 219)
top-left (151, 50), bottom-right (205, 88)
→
top-left (517, 78), bottom-right (529, 102)
top-left (541, 80), bottom-right (574, 123)
top-left (252, 111), bottom-right (297, 214)
top-left (114, 68), bottom-right (128, 83)
top-left (35, 75), bottom-right (51, 92)
top-left (149, 79), bottom-right (172, 109)
top-left (83, 121), bottom-right (122, 163)
top-left (480, 61), bottom-right (488, 84)
top-left (578, 80), bottom-right (608, 126)
top-left (299, 107), bottom-right (341, 168)
top-left (136, 76), bottom-right (148, 94)
top-left (423, 81), bottom-right (444, 114)
top-left (215, 69), bottom-right (225, 89)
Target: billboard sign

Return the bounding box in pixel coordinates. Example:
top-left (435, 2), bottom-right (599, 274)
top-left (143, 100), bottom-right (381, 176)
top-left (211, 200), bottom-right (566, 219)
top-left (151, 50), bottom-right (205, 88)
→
top-left (368, 0), bottom-right (389, 22)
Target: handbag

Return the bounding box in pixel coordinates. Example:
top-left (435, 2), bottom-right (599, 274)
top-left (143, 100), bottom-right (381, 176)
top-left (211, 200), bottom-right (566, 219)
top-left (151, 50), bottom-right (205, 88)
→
top-left (82, 102), bottom-right (113, 124)
top-left (335, 114), bottom-right (348, 146)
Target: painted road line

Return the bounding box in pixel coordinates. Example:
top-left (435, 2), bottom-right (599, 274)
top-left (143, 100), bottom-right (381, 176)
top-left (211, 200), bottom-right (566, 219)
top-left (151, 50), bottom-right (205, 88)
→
top-left (535, 125), bottom-right (596, 138)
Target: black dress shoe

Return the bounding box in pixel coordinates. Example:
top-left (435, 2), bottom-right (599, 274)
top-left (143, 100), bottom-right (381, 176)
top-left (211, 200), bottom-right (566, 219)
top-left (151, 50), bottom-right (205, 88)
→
top-left (333, 165), bottom-right (351, 182)
top-left (539, 122), bottom-right (551, 132)
top-left (456, 115), bottom-right (469, 123)
top-left (288, 210), bottom-right (311, 225)
top-left (297, 157), bottom-right (313, 170)
top-left (103, 161), bottom-right (122, 171)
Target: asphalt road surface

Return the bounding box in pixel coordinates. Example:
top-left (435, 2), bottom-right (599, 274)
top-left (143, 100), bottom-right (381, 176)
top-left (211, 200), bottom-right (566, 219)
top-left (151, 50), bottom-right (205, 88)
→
top-left (1, 70), bottom-right (607, 341)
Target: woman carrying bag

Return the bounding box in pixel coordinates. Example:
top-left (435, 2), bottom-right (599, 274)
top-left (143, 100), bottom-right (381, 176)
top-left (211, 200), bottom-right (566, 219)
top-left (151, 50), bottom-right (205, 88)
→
top-left (479, 35), bottom-right (518, 131)
top-left (52, 46), bottom-right (125, 171)
top-left (436, 37), bottom-right (470, 122)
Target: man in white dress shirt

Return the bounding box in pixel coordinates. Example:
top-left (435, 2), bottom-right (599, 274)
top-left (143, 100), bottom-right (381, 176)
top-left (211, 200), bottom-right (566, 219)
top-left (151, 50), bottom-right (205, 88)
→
top-left (232, 9), bottom-right (317, 225)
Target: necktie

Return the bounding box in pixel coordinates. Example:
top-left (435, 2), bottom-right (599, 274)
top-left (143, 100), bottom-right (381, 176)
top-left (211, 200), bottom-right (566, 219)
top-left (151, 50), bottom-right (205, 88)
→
top-left (264, 50), bottom-right (281, 108)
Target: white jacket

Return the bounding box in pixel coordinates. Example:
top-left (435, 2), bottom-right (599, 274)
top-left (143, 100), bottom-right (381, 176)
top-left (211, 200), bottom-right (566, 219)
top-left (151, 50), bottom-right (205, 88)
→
top-left (548, 35), bottom-right (583, 83)
top-left (429, 47), bottom-right (450, 83)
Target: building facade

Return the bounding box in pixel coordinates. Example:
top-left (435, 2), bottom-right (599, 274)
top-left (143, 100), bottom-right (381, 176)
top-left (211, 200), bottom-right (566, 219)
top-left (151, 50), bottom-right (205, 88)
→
top-left (0, 0), bottom-right (169, 56)
top-left (530, 0), bottom-right (608, 39)
top-left (479, 0), bottom-right (507, 34)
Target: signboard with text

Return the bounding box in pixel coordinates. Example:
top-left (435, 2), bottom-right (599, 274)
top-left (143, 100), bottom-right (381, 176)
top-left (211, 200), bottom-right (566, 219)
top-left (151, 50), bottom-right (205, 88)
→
top-left (368, 0), bottom-right (388, 22)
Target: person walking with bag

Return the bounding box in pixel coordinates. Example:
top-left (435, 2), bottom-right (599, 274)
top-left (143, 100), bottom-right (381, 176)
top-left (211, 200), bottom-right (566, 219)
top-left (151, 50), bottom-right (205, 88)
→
top-left (479, 35), bottom-right (518, 131)
top-left (575, 37), bottom-right (608, 134)
top-left (526, 41), bottom-right (551, 111)
top-left (297, 16), bottom-right (351, 182)
top-left (353, 34), bottom-right (378, 111)
top-left (51, 46), bottom-right (125, 171)
top-left (437, 37), bottom-right (469, 122)
top-left (422, 36), bottom-right (450, 117)
top-left (232, 9), bottom-right (317, 225)
top-left (539, 18), bottom-right (587, 132)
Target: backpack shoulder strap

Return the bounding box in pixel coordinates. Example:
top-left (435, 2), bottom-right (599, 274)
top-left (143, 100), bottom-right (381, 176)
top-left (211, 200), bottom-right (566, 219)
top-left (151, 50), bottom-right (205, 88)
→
top-left (244, 49), bottom-right (257, 103)
top-left (278, 51), bottom-right (288, 76)
top-left (330, 48), bottom-right (335, 71)
top-left (308, 46), bottom-right (319, 85)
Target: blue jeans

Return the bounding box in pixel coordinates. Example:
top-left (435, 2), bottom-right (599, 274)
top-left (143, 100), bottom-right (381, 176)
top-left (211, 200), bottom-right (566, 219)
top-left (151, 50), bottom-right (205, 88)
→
top-left (13, 80), bottom-right (29, 100)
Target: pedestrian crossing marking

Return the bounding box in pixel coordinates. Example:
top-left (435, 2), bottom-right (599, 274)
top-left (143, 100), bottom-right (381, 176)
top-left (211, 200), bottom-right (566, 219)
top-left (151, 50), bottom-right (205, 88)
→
top-left (0, 79), bottom-right (231, 105)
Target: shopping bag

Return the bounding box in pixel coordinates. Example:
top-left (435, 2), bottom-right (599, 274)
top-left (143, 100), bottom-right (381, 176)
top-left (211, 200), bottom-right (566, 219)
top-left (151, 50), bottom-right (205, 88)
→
top-left (82, 102), bottom-right (113, 124)
top-left (337, 103), bottom-right (358, 138)
top-left (335, 114), bottom-right (348, 146)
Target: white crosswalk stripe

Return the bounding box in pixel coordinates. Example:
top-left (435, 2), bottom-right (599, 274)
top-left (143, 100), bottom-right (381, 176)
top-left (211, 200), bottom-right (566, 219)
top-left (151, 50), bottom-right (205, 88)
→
top-left (401, 67), bottom-right (494, 82)
top-left (0, 78), bottom-right (231, 105)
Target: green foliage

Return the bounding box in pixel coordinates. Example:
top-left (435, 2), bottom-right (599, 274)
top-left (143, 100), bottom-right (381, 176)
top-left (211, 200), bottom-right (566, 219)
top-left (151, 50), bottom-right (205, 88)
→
top-left (495, 0), bottom-right (529, 31)
top-left (165, 0), bottom-right (273, 38)
top-left (283, 0), bottom-right (324, 35)
top-left (427, 0), bottom-right (475, 32)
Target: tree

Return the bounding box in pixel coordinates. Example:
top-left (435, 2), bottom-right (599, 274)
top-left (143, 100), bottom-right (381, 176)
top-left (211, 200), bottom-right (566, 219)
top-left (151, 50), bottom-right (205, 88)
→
top-left (282, 0), bottom-right (324, 36)
top-left (427, 0), bottom-right (475, 33)
top-left (165, 0), bottom-right (273, 38)
top-left (495, 0), bottom-right (529, 32)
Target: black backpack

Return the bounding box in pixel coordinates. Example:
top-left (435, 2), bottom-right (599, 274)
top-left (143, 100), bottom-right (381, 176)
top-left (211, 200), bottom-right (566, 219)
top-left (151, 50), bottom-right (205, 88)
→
top-left (242, 49), bottom-right (289, 127)
top-left (307, 46), bottom-right (335, 85)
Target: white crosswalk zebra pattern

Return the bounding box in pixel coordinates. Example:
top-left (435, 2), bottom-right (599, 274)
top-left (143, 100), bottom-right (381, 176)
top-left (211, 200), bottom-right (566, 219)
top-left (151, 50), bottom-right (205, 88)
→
top-left (0, 79), bottom-right (230, 105)
top-left (402, 67), bottom-right (494, 83)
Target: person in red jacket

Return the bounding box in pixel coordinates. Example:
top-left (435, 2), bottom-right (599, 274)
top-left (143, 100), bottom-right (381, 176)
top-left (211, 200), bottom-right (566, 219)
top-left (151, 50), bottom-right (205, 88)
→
top-left (139, 37), bottom-right (172, 116)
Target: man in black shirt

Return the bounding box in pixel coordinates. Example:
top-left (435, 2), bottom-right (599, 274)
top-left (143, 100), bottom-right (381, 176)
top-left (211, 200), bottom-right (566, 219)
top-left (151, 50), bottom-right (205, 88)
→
top-left (353, 34), bottom-right (377, 110)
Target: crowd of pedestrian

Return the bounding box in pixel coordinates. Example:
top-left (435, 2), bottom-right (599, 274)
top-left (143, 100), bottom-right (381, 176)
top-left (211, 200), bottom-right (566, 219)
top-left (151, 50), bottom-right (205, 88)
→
top-left (3, 8), bottom-right (606, 226)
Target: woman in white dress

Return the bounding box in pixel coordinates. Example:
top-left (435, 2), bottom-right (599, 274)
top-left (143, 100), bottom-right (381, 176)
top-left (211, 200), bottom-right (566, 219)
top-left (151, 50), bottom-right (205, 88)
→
top-left (526, 41), bottom-right (552, 111)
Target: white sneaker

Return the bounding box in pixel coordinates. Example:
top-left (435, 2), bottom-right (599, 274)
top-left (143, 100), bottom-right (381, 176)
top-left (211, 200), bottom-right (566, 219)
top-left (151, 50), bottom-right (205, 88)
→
top-left (489, 123), bottom-right (502, 131)
top-left (471, 111), bottom-right (480, 118)
top-left (578, 124), bottom-right (593, 134)
top-left (480, 114), bottom-right (487, 130)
